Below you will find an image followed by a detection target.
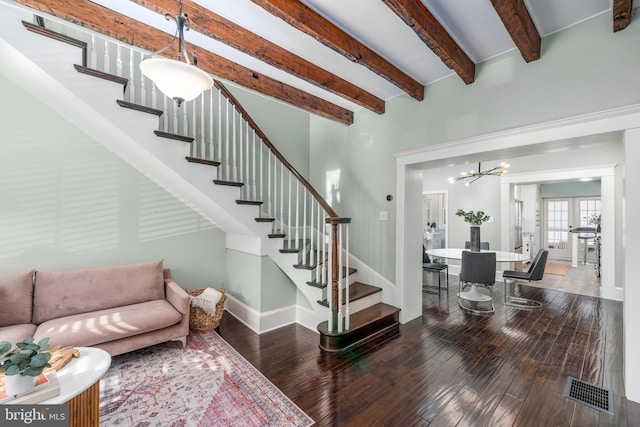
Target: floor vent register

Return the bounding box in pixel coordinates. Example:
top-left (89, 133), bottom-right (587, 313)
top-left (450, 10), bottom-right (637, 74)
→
top-left (563, 376), bottom-right (614, 415)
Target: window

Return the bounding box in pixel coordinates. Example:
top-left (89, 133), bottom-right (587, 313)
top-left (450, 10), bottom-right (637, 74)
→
top-left (579, 198), bottom-right (601, 228)
top-left (547, 200), bottom-right (568, 249)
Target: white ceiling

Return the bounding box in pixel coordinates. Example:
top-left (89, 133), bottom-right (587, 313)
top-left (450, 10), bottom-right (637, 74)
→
top-left (16, 0), bottom-right (622, 113)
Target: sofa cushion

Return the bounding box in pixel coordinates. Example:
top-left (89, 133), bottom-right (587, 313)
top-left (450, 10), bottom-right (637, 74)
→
top-left (0, 324), bottom-right (37, 344)
top-left (0, 270), bottom-right (34, 326)
top-left (33, 261), bottom-right (165, 324)
top-left (33, 299), bottom-right (182, 348)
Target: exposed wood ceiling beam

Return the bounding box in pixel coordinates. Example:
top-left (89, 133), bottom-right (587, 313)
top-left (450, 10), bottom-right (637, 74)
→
top-left (613, 0), bottom-right (633, 32)
top-left (13, 0), bottom-right (354, 125)
top-left (130, 0), bottom-right (384, 114)
top-left (382, 0), bottom-right (475, 85)
top-left (249, 0), bottom-right (425, 101)
top-left (490, 0), bottom-right (541, 62)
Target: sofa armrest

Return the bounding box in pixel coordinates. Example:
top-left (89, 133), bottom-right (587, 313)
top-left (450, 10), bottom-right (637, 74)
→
top-left (165, 279), bottom-right (189, 316)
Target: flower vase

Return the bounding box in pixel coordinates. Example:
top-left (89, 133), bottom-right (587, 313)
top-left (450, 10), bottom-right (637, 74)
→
top-left (4, 374), bottom-right (37, 396)
top-left (470, 226), bottom-right (481, 252)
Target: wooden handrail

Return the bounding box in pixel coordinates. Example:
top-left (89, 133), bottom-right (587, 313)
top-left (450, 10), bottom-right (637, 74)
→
top-left (326, 217), bottom-right (352, 224)
top-left (214, 80), bottom-right (339, 219)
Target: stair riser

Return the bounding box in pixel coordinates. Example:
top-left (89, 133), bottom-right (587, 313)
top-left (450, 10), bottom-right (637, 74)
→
top-left (348, 293), bottom-right (382, 314)
top-left (318, 314), bottom-right (400, 353)
top-left (331, 323), bottom-right (400, 355)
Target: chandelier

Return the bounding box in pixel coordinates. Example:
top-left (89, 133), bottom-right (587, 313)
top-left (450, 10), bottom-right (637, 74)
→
top-left (139, 1), bottom-right (213, 106)
top-left (448, 162), bottom-right (509, 186)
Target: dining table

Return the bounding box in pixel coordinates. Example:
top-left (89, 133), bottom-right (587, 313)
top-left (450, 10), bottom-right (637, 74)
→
top-left (425, 247), bottom-right (527, 308)
top-left (425, 248), bottom-right (526, 263)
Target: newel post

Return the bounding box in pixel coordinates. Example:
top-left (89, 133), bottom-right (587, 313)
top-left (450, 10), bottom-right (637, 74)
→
top-left (326, 217), bottom-right (351, 332)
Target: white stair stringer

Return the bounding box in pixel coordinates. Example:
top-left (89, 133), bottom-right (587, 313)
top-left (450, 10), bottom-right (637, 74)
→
top-left (0, 6), bottom-right (334, 331)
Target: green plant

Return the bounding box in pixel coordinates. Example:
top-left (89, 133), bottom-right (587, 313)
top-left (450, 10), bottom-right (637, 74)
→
top-left (0, 337), bottom-right (51, 376)
top-left (586, 213), bottom-right (601, 225)
top-left (455, 209), bottom-right (490, 226)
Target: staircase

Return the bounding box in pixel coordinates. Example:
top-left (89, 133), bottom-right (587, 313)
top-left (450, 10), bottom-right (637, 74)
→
top-left (0, 6), bottom-right (400, 355)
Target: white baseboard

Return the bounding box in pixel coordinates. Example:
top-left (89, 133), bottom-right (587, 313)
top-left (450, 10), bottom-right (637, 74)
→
top-left (224, 293), bottom-right (319, 334)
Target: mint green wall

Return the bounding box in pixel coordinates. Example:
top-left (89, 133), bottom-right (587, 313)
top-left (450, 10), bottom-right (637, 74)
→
top-left (260, 256), bottom-right (296, 311)
top-left (540, 181), bottom-right (601, 198)
top-left (424, 163), bottom-right (502, 251)
top-left (225, 250), bottom-right (296, 311)
top-left (309, 13), bottom-right (640, 280)
top-left (225, 250), bottom-right (261, 308)
top-left (309, 114), bottom-right (396, 276)
top-left (0, 76), bottom-right (227, 289)
top-left (227, 84), bottom-right (311, 177)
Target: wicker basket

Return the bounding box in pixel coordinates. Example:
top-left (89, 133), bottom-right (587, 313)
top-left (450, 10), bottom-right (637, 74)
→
top-left (188, 288), bottom-right (226, 332)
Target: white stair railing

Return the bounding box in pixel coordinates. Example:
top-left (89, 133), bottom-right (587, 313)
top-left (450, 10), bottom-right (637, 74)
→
top-left (35, 16), bottom-right (352, 333)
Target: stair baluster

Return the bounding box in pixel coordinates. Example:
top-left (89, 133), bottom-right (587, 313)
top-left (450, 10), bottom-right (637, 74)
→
top-left (251, 130), bottom-right (258, 201)
top-left (302, 189), bottom-right (308, 266)
top-left (344, 223), bottom-right (350, 330)
top-left (224, 99), bottom-right (230, 181)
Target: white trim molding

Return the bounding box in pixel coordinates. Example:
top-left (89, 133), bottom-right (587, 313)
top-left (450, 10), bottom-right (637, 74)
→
top-left (623, 128), bottom-right (640, 403)
top-left (395, 104), bottom-right (640, 166)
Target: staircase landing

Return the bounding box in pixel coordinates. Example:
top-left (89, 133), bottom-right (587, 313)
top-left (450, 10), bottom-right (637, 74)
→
top-left (317, 303), bottom-right (400, 354)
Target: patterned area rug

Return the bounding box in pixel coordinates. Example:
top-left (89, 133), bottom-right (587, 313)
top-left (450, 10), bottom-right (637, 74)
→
top-left (544, 262), bottom-right (571, 276)
top-left (99, 331), bottom-right (314, 426)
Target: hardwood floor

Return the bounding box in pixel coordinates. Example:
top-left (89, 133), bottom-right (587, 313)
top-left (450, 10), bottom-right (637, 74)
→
top-left (522, 258), bottom-right (601, 298)
top-left (217, 275), bottom-right (637, 426)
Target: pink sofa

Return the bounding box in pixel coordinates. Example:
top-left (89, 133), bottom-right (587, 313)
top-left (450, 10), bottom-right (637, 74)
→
top-left (0, 261), bottom-right (189, 356)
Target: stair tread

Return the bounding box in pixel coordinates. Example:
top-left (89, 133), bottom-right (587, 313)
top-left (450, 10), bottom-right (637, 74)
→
top-left (255, 217), bottom-right (275, 223)
top-left (307, 281), bottom-right (325, 289)
top-left (213, 180), bottom-right (244, 187)
top-left (317, 282), bottom-right (381, 306)
top-left (154, 130), bottom-right (194, 143)
top-left (74, 64), bottom-right (128, 86)
top-left (306, 266), bottom-right (357, 288)
top-left (117, 100), bottom-right (163, 116)
top-left (280, 238), bottom-right (312, 253)
top-left (236, 200), bottom-right (263, 205)
top-left (317, 303), bottom-right (399, 336)
top-left (349, 282), bottom-right (382, 300)
top-left (186, 157), bottom-right (220, 167)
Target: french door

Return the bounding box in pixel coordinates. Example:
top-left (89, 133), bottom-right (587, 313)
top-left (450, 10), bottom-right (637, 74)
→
top-left (544, 198), bottom-right (571, 259)
top-left (544, 197), bottom-right (601, 260)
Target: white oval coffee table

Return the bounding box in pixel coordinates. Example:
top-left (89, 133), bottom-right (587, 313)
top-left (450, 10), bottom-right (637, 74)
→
top-left (41, 347), bottom-right (111, 427)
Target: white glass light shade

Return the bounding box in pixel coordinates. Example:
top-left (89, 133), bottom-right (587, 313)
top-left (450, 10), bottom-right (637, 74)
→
top-left (140, 57), bottom-right (213, 105)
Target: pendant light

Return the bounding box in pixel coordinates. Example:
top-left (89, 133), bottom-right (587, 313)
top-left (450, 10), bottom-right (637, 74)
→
top-left (139, 0), bottom-right (213, 106)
